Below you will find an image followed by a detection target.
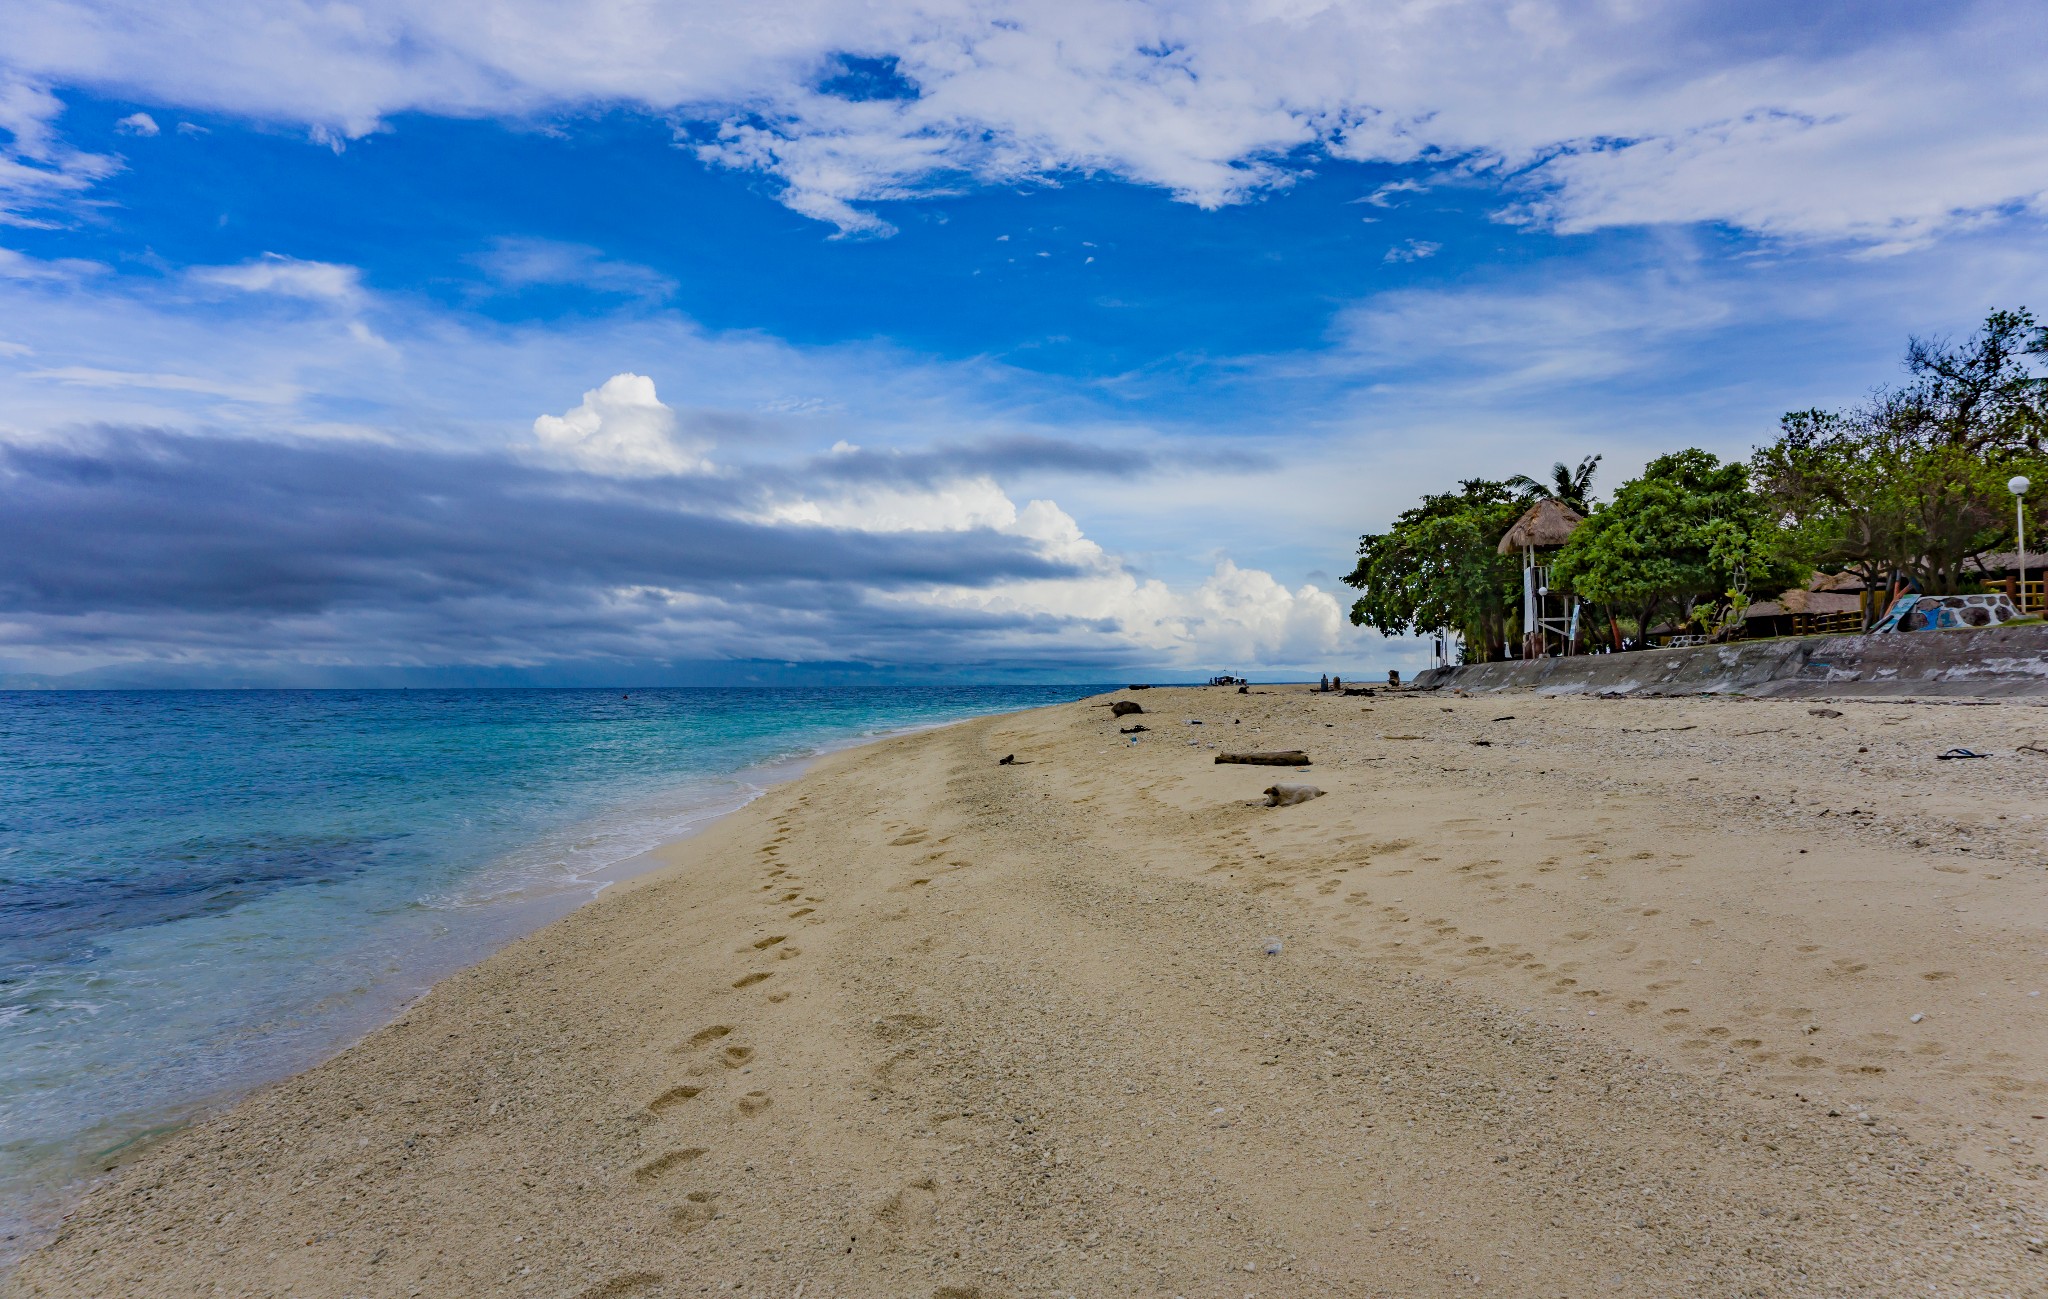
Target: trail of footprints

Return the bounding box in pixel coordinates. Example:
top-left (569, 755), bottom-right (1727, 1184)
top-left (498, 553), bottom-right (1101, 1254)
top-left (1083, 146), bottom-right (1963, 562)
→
top-left (1215, 811), bottom-right (1933, 1088)
top-left (610, 813), bottom-right (979, 1295)
top-left (620, 809), bottom-right (818, 1280)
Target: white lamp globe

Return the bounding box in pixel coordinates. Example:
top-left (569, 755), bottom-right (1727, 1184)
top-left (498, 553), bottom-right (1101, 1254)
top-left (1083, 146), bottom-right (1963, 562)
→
top-left (2011, 475), bottom-right (2032, 496)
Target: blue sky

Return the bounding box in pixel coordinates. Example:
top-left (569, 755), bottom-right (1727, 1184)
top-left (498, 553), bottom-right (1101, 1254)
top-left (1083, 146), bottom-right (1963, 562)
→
top-left (2, 1), bottom-right (2046, 684)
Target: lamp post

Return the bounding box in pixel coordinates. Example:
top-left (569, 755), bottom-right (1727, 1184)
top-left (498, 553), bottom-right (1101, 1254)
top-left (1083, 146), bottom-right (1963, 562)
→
top-left (2011, 475), bottom-right (2032, 614)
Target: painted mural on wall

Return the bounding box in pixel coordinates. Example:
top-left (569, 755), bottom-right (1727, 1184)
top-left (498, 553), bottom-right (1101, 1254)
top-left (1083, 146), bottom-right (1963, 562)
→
top-left (1870, 592), bottom-right (2023, 633)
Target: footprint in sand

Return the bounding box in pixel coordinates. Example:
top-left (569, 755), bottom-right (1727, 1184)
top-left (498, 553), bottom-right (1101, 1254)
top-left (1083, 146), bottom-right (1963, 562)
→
top-left (873, 1177), bottom-right (940, 1249)
top-left (751, 935), bottom-right (787, 950)
top-left (634, 1148), bottom-right (708, 1183)
top-left (572, 1272), bottom-right (663, 1299)
top-left (790, 907), bottom-right (816, 918)
top-left (671, 1190), bottom-right (719, 1234)
top-left (732, 972), bottom-right (772, 989)
top-left (688, 1025), bottom-right (735, 1048)
top-left (648, 1085), bottom-right (704, 1114)
top-left (720, 1045), bottom-right (754, 1068)
top-left (735, 1091), bottom-right (772, 1117)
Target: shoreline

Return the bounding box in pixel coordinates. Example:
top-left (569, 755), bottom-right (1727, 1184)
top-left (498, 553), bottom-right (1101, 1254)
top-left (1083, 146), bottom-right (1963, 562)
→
top-left (0, 704), bottom-right (1048, 1277)
top-left (13, 686), bottom-right (2047, 1296)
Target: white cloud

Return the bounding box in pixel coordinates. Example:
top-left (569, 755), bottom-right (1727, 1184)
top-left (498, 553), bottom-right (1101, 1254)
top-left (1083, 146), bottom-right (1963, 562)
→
top-left (24, 364), bottom-right (300, 404)
top-left (0, 244), bottom-right (106, 280)
top-left (0, 76), bottom-right (119, 225)
top-left (113, 110), bottom-right (157, 135)
top-left (189, 253), bottom-right (364, 304)
top-left (1383, 239), bottom-right (1439, 264)
top-left (3, 2), bottom-right (2044, 244)
top-left (771, 468), bottom-right (1349, 667)
top-left (532, 372), bottom-right (710, 476)
top-left (471, 237), bottom-right (675, 299)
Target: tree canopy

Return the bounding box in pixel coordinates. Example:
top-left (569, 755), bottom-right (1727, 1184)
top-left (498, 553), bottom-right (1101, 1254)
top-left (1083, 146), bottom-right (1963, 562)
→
top-left (1344, 478), bottom-right (1527, 661)
top-left (1751, 309), bottom-right (2048, 593)
top-left (1550, 449), bottom-right (1801, 635)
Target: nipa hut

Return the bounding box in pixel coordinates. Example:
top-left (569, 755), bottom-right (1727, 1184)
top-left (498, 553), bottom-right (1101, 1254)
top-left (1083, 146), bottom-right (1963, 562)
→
top-left (1740, 571), bottom-right (1868, 638)
top-left (1495, 497), bottom-right (1585, 554)
top-left (1497, 498), bottom-right (1585, 656)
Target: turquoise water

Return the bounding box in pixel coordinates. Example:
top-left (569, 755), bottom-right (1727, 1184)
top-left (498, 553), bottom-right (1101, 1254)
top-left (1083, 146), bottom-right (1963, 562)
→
top-left (0, 685), bottom-right (1102, 1258)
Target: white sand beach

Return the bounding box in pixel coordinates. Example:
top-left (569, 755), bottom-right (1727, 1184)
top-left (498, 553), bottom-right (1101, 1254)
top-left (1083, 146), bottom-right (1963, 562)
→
top-left (14, 686), bottom-right (2048, 1297)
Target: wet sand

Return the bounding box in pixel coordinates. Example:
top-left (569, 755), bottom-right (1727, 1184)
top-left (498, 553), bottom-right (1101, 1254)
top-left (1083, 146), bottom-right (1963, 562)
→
top-left (13, 686), bottom-right (2048, 1297)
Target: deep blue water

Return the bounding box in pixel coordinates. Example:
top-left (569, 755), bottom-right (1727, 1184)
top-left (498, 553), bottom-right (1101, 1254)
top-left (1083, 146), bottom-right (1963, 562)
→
top-left (0, 685), bottom-right (1103, 1257)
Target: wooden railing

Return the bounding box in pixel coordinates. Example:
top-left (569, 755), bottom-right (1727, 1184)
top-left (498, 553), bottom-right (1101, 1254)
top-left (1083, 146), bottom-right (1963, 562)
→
top-left (1790, 610), bottom-right (1866, 636)
top-left (2000, 576), bottom-right (2047, 614)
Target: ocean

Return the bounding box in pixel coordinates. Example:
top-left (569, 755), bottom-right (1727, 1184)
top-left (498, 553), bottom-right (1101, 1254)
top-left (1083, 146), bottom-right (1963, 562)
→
top-left (0, 684), bottom-right (1103, 1261)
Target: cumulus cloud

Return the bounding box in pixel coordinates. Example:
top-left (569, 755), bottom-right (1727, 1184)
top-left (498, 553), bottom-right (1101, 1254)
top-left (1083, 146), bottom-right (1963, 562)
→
top-left (532, 373), bottom-right (711, 477)
top-left (3, 1), bottom-right (2044, 244)
top-left (113, 110), bottom-right (157, 135)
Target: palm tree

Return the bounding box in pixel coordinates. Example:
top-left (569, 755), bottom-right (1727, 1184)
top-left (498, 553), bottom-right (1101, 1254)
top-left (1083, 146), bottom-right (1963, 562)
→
top-left (1507, 454), bottom-right (1601, 514)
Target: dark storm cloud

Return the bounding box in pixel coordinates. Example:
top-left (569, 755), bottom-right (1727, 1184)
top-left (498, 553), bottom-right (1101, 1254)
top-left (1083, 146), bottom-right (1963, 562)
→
top-left (0, 428), bottom-right (1145, 675)
top-left (0, 428), bottom-right (1077, 619)
top-left (795, 434), bottom-right (1154, 486)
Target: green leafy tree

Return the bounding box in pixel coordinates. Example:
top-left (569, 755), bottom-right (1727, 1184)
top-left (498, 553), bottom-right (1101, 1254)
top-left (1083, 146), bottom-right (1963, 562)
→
top-left (1902, 307), bottom-right (2048, 453)
top-left (1753, 406), bottom-right (2031, 597)
top-left (1551, 449), bottom-right (1802, 643)
top-left (1753, 309), bottom-right (2048, 596)
top-left (1344, 478), bottom-right (1528, 662)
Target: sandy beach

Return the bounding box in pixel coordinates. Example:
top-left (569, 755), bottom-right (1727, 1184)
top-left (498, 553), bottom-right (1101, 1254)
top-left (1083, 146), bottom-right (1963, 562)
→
top-left (14, 685), bottom-right (2048, 1297)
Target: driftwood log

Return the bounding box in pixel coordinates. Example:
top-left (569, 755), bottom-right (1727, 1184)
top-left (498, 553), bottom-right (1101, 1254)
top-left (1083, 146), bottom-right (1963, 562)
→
top-left (1215, 751), bottom-right (1311, 766)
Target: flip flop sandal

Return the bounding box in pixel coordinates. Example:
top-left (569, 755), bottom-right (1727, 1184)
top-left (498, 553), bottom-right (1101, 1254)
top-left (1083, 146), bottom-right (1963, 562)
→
top-left (1935, 748), bottom-right (1989, 760)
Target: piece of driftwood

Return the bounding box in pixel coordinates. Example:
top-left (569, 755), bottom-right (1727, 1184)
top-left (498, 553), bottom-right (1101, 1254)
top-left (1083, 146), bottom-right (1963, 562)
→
top-left (1215, 751), bottom-right (1311, 766)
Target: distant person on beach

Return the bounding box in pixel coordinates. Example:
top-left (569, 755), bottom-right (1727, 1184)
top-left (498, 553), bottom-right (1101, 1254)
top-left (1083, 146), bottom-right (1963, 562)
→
top-left (1332, 675), bottom-right (1342, 691)
top-left (1319, 674), bottom-right (1330, 692)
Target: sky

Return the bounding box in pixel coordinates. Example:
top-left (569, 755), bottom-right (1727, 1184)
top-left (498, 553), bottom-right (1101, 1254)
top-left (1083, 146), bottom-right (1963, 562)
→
top-left (1, 1), bottom-right (2046, 686)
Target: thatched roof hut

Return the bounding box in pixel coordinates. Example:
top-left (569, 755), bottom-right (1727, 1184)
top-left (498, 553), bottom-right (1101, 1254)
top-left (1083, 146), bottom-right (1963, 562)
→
top-left (1496, 498), bottom-right (1585, 553)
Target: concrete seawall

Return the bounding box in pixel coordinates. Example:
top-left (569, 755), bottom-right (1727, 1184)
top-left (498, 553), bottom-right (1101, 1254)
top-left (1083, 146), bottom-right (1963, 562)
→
top-left (1411, 624), bottom-right (2048, 697)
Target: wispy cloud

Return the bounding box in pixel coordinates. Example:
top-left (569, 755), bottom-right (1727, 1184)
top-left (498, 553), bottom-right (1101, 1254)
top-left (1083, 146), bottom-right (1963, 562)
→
top-left (0, 77), bottom-right (119, 226)
top-left (471, 237), bottom-right (676, 300)
top-left (188, 253), bottom-right (363, 304)
top-left (24, 365), bottom-right (301, 404)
